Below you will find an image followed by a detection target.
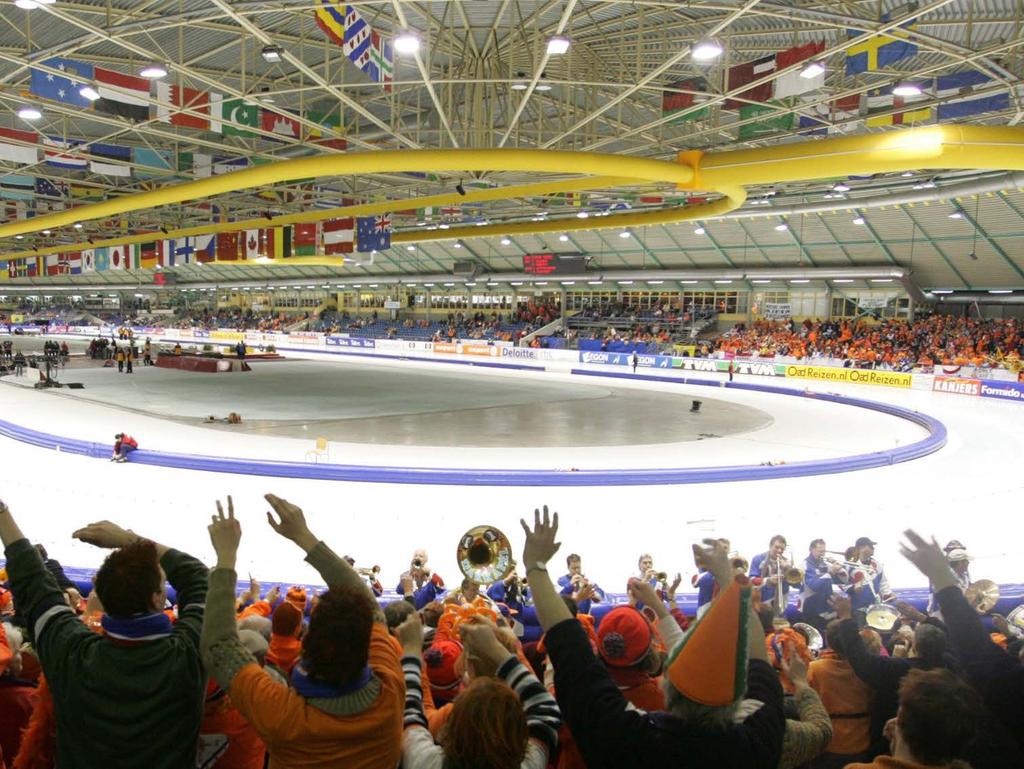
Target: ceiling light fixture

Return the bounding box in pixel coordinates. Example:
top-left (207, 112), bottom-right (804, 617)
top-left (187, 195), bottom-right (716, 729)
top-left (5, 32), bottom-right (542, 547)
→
top-left (73, 222), bottom-right (82, 229)
top-left (546, 36), bottom-right (571, 55)
top-left (750, 279), bottom-right (772, 284)
top-left (511, 72), bottom-right (528, 91)
top-left (853, 217), bottom-right (866, 225)
top-left (901, 171), bottom-right (915, 178)
top-left (833, 183), bottom-right (851, 192)
top-left (948, 212), bottom-right (963, 219)
top-left (714, 279), bottom-right (733, 284)
top-left (534, 80), bottom-right (553, 92)
top-left (892, 81), bottom-right (922, 97)
top-left (394, 31), bottom-right (420, 55)
top-left (406, 245), bottom-right (416, 251)
top-left (452, 242), bottom-right (462, 248)
top-left (800, 61), bottom-right (826, 79)
top-left (774, 223), bottom-right (789, 231)
top-left (693, 226), bottom-right (706, 235)
top-left (139, 64), bottom-right (168, 79)
top-left (576, 211), bottom-right (589, 219)
top-left (17, 105), bottom-right (42, 121)
top-left (558, 234), bottom-right (569, 242)
top-left (618, 230), bottom-right (631, 238)
top-left (78, 84), bottom-right (100, 101)
top-left (691, 39), bottom-right (723, 61)
top-left (500, 238), bottom-right (511, 245)
top-left (989, 289), bottom-right (1013, 294)
top-left (14, 0), bottom-right (40, 9)
top-left (790, 279), bottom-right (810, 284)
top-left (931, 289), bottom-right (953, 294)
top-left (261, 45), bottom-right (284, 63)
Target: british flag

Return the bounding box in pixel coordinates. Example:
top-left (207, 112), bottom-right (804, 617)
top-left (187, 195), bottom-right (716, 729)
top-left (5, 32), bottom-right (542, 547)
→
top-left (356, 214), bottom-right (392, 253)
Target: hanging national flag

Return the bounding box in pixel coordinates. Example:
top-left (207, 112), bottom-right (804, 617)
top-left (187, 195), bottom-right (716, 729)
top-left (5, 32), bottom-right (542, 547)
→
top-left (306, 110), bottom-right (347, 150)
top-left (738, 102), bottom-right (795, 140)
top-left (260, 109), bottom-right (301, 140)
top-left (322, 218), bottom-right (354, 254)
top-left (139, 240), bottom-right (162, 268)
top-left (61, 252), bottom-right (83, 275)
top-left (0, 127), bottom-right (38, 165)
top-left (293, 222), bottom-right (319, 256)
top-left (35, 177), bottom-right (68, 202)
top-left (134, 147), bottom-right (174, 179)
top-left (24, 258), bottom-right (39, 278)
top-left (177, 152), bottom-right (213, 178)
top-left (773, 41), bottom-right (827, 99)
top-left (94, 246), bottom-right (110, 272)
top-left (832, 93), bottom-right (863, 115)
top-left (356, 214), bottom-right (391, 253)
top-left (90, 143), bottom-right (132, 177)
top-left (846, 11), bottom-right (918, 76)
top-left (81, 249), bottom-right (95, 272)
top-left (216, 231), bottom-right (241, 261)
top-left (313, 0), bottom-right (346, 46)
top-left (108, 244), bottom-right (133, 270)
top-left (661, 78), bottom-right (711, 122)
top-left (164, 237), bottom-right (194, 266)
top-left (865, 86), bottom-right (931, 127)
top-left (44, 254), bottom-right (62, 276)
top-left (209, 94), bottom-right (260, 137)
top-left (94, 66), bottom-right (152, 122)
top-left (934, 70), bottom-right (1011, 121)
top-left (368, 31), bottom-right (394, 91)
top-left (725, 55), bottom-right (776, 110)
top-left (266, 226), bottom-right (292, 258)
top-left (243, 229), bottom-right (262, 259)
top-left (343, 6), bottom-right (373, 71)
top-left (30, 57), bottom-right (95, 108)
top-left (154, 82), bottom-right (210, 129)
top-left (43, 136), bottom-right (88, 169)
top-left (0, 175), bottom-right (35, 201)
top-left (194, 233), bottom-right (216, 263)
top-left (415, 206), bottom-right (434, 222)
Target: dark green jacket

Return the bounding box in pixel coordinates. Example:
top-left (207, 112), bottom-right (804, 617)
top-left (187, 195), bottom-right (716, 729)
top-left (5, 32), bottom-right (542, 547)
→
top-left (5, 538), bottom-right (208, 769)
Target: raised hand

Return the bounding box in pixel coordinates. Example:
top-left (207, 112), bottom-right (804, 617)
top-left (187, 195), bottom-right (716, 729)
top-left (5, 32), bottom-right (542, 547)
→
top-left (395, 610), bottom-right (424, 656)
top-left (265, 494), bottom-right (317, 552)
top-left (780, 646), bottom-right (808, 686)
top-left (829, 594), bottom-right (853, 621)
top-left (899, 529), bottom-right (956, 590)
top-left (627, 578), bottom-right (662, 611)
top-left (693, 538), bottom-right (732, 587)
top-left (73, 521), bottom-right (139, 550)
top-left (520, 505), bottom-right (561, 568)
top-left (668, 572), bottom-right (683, 598)
top-left (265, 584), bottom-right (281, 605)
top-left (461, 618), bottom-right (513, 667)
top-left (208, 496), bottom-right (241, 569)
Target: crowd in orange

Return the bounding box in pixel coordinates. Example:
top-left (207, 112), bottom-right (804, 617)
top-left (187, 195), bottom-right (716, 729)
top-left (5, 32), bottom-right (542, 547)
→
top-left (715, 315), bottom-right (1023, 370)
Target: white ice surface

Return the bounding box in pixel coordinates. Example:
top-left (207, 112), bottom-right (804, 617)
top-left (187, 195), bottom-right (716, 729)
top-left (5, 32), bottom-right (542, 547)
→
top-left (0, 351), bottom-right (1021, 595)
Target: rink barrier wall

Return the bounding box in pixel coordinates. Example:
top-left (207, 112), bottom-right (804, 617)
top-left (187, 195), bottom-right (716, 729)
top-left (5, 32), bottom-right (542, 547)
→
top-left (0, 360), bottom-right (946, 485)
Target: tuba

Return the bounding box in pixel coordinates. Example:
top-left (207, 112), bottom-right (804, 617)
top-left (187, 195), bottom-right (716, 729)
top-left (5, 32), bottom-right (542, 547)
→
top-left (457, 525), bottom-right (516, 585)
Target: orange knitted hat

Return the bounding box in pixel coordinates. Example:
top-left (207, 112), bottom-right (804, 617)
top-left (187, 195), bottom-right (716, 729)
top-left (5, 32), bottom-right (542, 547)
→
top-left (665, 575), bottom-right (751, 706)
top-left (285, 587), bottom-right (307, 611)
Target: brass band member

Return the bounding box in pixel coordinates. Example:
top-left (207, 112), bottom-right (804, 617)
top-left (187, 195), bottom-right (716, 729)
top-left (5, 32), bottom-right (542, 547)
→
top-left (847, 536), bottom-right (895, 620)
top-left (800, 538), bottom-right (848, 634)
top-left (749, 534), bottom-right (790, 609)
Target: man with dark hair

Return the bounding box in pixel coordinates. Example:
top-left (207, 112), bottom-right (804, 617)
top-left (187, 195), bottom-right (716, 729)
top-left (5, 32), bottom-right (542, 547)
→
top-left (33, 544), bottom-right (76, 592)
top-left (834, 595), bottom-right (952, 758)
top-left (750, 534), bottom-right (790, 609)
top-left (846, 669), bottom-right (980, 769)
top-left (557, 553), bottom-right (605, 614)
top-left (202, 494), bottom-right (402, 768)
top-left (0, 498), bottom-right (208, 769)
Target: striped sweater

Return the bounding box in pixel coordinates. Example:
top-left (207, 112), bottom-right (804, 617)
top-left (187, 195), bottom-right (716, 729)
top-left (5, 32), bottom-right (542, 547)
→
top-left (401, 654), bottom-right (560, 768)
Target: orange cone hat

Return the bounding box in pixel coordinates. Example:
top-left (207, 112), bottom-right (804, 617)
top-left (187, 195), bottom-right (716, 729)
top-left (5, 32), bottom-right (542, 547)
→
top-left (665, 575), bottom-right (751, 706)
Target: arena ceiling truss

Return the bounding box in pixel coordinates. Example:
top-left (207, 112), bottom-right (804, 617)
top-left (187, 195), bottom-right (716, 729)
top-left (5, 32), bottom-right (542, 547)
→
top-left (1, 1), bottom-right (1024, 292)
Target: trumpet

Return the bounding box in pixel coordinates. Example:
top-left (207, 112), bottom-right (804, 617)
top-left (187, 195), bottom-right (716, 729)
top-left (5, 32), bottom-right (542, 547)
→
top-left (730, 555), bottom-right (749, 573)
top-left (355, 565), bottom-right (381, 577)
top-left (654, 571), bottom-right (668, 583)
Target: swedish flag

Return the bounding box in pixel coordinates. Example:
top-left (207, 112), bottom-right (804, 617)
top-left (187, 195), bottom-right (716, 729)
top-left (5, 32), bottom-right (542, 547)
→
top-left (846, 12), bottom-right (918, 75)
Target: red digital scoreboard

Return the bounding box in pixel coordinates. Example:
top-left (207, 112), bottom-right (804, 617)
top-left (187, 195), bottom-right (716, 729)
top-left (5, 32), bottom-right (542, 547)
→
top-left (522, 253), bottom-right (588, 275)
top-left (523, 253), bottom-right (559, 275)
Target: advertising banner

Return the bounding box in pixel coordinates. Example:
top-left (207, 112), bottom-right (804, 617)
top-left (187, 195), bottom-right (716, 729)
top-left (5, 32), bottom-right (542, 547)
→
top-left (48, 324), bottom-right (68, 334)
top-left (433, 342), bottom-right (499, 357)
top-left (762, 302), bottom-right (792, 319)
top-left (211, 330), bottom-right (245, 342)
top-left (785, 364), bottom-right (913, 389)
top-left (932, 376), bottom-right (981, 397)
top-left (326, 336), bottom-right (376, 349)
top-left (979, 380), bottom-right (1024, 402)
top-left (287, 332), bottom-right (322, 346)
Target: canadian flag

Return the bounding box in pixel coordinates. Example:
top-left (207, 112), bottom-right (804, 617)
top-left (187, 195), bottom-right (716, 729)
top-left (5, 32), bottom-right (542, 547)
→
top-left (245, 229), bottom-right (261, 259)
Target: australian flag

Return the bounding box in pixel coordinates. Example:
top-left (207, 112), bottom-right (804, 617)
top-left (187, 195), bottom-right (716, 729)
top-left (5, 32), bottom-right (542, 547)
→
top-left (356, 214), bottom-right (392, 253)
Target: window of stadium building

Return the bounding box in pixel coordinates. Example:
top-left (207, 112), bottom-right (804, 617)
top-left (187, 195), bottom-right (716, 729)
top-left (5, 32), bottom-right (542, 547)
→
top-left (429, 294), bottom-right (470, 309)
top-left (831, 295), bottom-right (912, 319)
top-left (682, 291), bottom-right (748, 314)
top-left (469, 294), bottom-right (513, 309)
